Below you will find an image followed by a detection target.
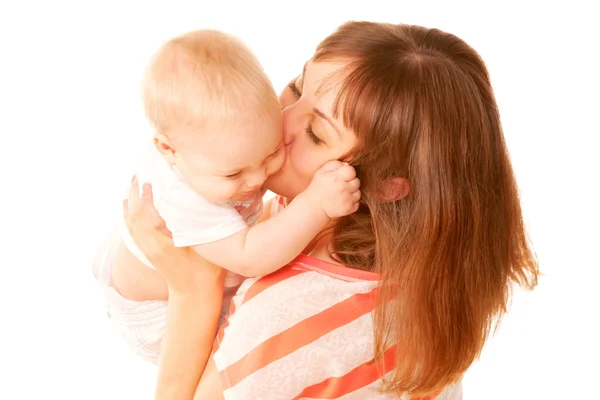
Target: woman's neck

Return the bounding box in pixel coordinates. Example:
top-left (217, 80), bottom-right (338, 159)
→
top-left (283, 195), bottom-right (343, 266)
top-left (303, 222), bottom-right (340, 265)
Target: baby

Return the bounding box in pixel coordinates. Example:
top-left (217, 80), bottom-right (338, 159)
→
top-left (92, 30), bottom-right (360, 364)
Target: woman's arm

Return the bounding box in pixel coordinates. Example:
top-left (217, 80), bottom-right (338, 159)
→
top-left (158, 277), bottom-right (224, 400)
top-left (123, 179), bottom-right (224, 399)
top-left (158, 197), bottom-right (276, 400)
top-left (193, 358), bottom-right (224, 400)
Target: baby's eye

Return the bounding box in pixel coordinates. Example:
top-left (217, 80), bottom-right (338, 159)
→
top-left (268, 147), bottom-right (281, 158)
top-left (224, 172), bottom-right (241, 179)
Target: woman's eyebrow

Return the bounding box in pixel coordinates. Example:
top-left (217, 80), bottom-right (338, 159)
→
top-left (314, 107), bottom-right (341, 138)
top-left (303, 61), bottom-right (343, 137)
top-left (295, 63), bottom-right (306, 88)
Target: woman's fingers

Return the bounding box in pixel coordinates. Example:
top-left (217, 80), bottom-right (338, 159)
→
top-left (128, 175), bottom-right (142, 221)
top-left (122, 198), bottom-right (131, 226)
top-left (141, 183), bottom-right (155, 209)
top-left (139, 183), bottom-right (172, 238)
top-left (141, 183), bottom-right (161, 224)
top-left (126, 179), bottom-right (171, 238)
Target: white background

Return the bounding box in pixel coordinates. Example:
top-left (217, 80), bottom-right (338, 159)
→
top-left (1, 1), bottom-right (598, 399)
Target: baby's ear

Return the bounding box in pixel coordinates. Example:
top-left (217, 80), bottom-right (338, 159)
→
top-left (376, 177), bottom-right (410, 202)
top-left (153, 134), bottom-right (177, 164)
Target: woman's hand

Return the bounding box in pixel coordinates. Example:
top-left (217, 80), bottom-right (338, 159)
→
top-left (122, 176), bottom-right (223, 293)
top-left (123, 177), bottom-right (225, 399)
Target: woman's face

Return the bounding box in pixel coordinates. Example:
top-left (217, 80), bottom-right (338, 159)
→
top-left (265, 60), bottom-right (358, 199)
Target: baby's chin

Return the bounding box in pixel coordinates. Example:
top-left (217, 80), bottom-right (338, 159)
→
top-left (231, 188), bottom-right (261, 202)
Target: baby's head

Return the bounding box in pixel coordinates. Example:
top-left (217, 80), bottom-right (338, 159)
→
top-left (142, 29), bottom-right (283, 203)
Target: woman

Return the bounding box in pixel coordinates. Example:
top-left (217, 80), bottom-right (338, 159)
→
top-left (123, 21), bottom-right (539, 399)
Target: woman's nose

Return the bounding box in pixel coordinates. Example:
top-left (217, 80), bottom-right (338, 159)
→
top-left (281, 106), bottom-right (300, 146)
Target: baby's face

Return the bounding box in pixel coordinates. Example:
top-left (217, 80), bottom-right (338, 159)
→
top-left (176, 112), bottom-right (284, 204)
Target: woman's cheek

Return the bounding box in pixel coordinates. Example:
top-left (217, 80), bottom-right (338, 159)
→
top-left (291, 144), bottom-right (321, 186)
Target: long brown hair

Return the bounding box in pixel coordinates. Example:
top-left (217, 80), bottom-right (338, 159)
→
top-left (314, 22), bottom-right (539, 396)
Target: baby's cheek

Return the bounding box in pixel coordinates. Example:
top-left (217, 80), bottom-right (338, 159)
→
top-left (221, 181), bottom-right (239, 198)
top-left (197, 179), bottom-right (236, 203)
top-left (269, 152), bottom-right (286, 176)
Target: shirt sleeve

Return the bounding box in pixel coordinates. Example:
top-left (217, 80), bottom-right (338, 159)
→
top-left (155, 181), bottom-right (248, 247)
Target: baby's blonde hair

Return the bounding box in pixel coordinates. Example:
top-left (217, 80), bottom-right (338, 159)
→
top-left (142, 29), bottom-right (279, 144)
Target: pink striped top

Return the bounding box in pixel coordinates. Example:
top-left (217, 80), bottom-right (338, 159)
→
top-left (212, 196), bottom-right (462, 399)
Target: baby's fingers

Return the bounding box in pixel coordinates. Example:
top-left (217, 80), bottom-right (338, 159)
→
top-left (332, 164), bottom-right (357, 181)
top-left (347, 177), bottom-right (361, 193)
top-left (318, 160), bottom-right (346, 174)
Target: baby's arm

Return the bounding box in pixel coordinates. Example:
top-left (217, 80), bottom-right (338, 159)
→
top-left (194, 161), bottom-right (360, 277)
top-left (253, 197), bottom-right (275, 224)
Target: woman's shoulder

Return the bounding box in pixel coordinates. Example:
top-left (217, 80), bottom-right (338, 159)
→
top-left (212, 256), bottom-right (458, 399)
top-left (219, 255), bottom-right (380, 338)
top-left (213, 255), bottom-right (386, 398)
top-left (227, 255), bottom-right (381, 321)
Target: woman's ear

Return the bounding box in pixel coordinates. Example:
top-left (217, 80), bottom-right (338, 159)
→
top-left (377, 177), bottom-right (410, 202)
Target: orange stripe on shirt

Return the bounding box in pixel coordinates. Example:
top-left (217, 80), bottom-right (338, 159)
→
top-left (292, 345), bottom-right (397, 399)
top-left (241, 264), bottom-right (307, 305)
top-left (216, 266), bottom-right (306, 351)
top-left (221, 287), bottom-right (379, 390)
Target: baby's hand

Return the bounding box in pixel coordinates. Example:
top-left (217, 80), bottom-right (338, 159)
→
top-left (306, 160), bottom-right (361, 218)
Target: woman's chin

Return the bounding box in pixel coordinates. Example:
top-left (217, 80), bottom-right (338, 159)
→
top-left (265, 171), bottom-right (302, 200)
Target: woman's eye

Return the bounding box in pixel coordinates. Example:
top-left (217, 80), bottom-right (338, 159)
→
top-left (288, 80), bottom-right (302, 99)
top-left (305, 124), bottom-right (323, 145)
